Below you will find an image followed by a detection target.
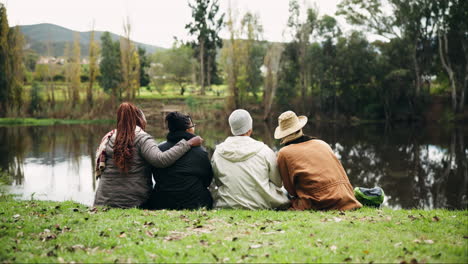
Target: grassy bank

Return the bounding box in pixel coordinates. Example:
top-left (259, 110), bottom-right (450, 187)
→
top-left (0, 196), bottom-right (466, 263)
top-left (0, 118), bottom-right (114, 126)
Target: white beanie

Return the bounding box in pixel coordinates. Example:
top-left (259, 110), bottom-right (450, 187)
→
top-left (228, 109), bottom-right (253, 136)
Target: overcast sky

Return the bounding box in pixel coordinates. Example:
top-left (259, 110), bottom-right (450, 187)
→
top-left (1, 0), bottom-right (353, 48)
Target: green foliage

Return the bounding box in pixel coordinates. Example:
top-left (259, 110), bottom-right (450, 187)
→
top-left (99, 32), bottom-right (121, 96)
top-left (0, 5), bottom-right (25, 115)
top-left (24, 51), bottom-right (39, 72)
top-left (28, 82), bottom-right (42, 115)
top-left (0, 197), bottom-right (466, 263)
top-left (0, 4), bottom-right (10, 116)
top-left (138, 47), bottom-right (150, 87)
top-left (148, 43), bottom-right (196, 96)
top-left (186, 0), bottom-right (225, 93)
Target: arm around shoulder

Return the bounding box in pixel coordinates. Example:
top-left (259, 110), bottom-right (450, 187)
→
top-left (139, 134), bottom-right (191, 168)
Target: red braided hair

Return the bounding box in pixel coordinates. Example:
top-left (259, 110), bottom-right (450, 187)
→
top-left (114, 102), bottom-right (147, 172)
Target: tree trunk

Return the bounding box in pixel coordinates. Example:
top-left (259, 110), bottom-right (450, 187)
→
top-left (87, 79), bottom-right (93, 107)
top-left (199, 39), bottom-right (205, 95)
top-left (438, 33), bottom-right (458, 113)
top-left (412, 42), bottom-right (422, 98)
top-left (459, 40), bottom-right (468, 113)
top-left (207, 55), bottom-right (211, 91)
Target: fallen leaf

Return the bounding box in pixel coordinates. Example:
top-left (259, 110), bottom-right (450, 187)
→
top-left (145, 230), bottom-right (155, 238)
top-left (432, 216), bottom-right (440, 222)
top-left (223, 257), bottom-right (230, 262)
top-left (394, 242), bottom-right (403, 247)
top-left (249, 244), bottom-right (262, 249)
top-left (118, 232), bottom-right (126, 238)
top-left (424, 240), bottom-right (434, 244)
top-left (363, 250), bottom-right (369, 254)
top-left (330, 245), bottom-right (337, 253)
top-left (333, 217), bottom-right (342, 223)
top-left (13, 214), bottom-right (20, 219)
top-left (71, 244), bottom-right (86, 251)
top-left (408, 215), bottom-right (418, 221)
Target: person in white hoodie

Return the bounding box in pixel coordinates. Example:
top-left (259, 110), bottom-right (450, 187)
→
top-left (211, 109), bottom-right (290, 210)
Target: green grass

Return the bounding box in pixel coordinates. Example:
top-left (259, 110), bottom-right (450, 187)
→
top-left (0, 118), bottom-right (114, 126)
top-left (0, 196), bottom-right (466, 263)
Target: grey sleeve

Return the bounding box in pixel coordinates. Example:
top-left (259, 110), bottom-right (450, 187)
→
top-left (139, 134), bottom-right (191, 168)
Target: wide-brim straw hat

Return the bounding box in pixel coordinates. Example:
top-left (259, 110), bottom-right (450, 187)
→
top-left (274, 111), bottom-right (308, 139)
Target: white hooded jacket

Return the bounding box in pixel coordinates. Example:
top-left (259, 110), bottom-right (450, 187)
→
top-left (211, 136), bottom-right (290, 210)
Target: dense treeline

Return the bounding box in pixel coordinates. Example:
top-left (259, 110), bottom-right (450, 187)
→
top-left (0, 0), bottom-right (466, 121)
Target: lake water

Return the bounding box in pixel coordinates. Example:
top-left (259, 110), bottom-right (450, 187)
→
top-left (1, 121), bottom-right (467, 209)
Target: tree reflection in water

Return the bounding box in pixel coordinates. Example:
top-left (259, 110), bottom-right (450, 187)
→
top-left (0, 122), bottom-right (466, 209)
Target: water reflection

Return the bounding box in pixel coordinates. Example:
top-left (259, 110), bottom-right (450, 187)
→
top-left (1, 122), bottom-right (467, 209)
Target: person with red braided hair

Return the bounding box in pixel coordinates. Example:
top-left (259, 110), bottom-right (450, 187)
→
top-left (94, 102), bottom-right (203, 208)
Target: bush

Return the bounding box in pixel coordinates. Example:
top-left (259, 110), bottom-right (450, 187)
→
top-left (28, 82), bottom-right (42, 115)
top-left (80, 75), bottom-right (89, 82)
top-left (53, 74), bottom-right (65, 82)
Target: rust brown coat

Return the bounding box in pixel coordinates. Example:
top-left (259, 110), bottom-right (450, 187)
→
top-left (277, 139), bottom-right (362, 211)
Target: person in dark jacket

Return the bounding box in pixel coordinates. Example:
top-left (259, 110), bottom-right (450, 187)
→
top-left (93, 103), bottom-right (203, 209)
top-left (147, 112), bottom-right (213, 210)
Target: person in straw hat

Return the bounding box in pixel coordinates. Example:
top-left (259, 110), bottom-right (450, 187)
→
top-left (211, 109), bottom-right (290, 210)
top-left (274, 111), bottom-right (362, 211)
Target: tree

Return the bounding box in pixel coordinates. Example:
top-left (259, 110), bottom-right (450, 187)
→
top-left (240, 12), bottom-right (265, 99)
top-left (70, 33), bottom-right (81, 107)
top-left (287, 0), bottom-right (319, 113)
top-left (87, 24), bottom-right (99, 107)
top-left (99, 32), bottom-right (121, 98)
top-left (7, 26), bottom-right (24, 113)
top-left (337, 0), bottom-right (439, 98)
top-left (0, 3), bottom-right (10, 116)
top-left (221, 4), bottom-right (242, 109)
top-left (186, 0), bottom-right (224, 95)
top-left (120, 18), bottom-right (140, 100)
top-left (0, 5), bottom-right (25, 115)
top-left (150, 43), bottom-right (195, 95)
top-left (436, 0), bottom-right (468, 113)
top-left (263, 43), bottom-right (284, 120)
top-left (138, 47), bottom-right (150, 88)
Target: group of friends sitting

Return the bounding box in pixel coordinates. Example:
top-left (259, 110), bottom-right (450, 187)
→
top-left (93, 102), bottom-right (363, 211)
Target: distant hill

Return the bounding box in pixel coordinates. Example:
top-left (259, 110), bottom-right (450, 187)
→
top-left (18, 23), bottom-right (165, 57)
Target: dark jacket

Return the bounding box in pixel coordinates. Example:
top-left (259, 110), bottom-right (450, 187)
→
top-left (93, 130), bottom-right (191, 208)
top-left (147, 131), bottom-right (213, 210)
